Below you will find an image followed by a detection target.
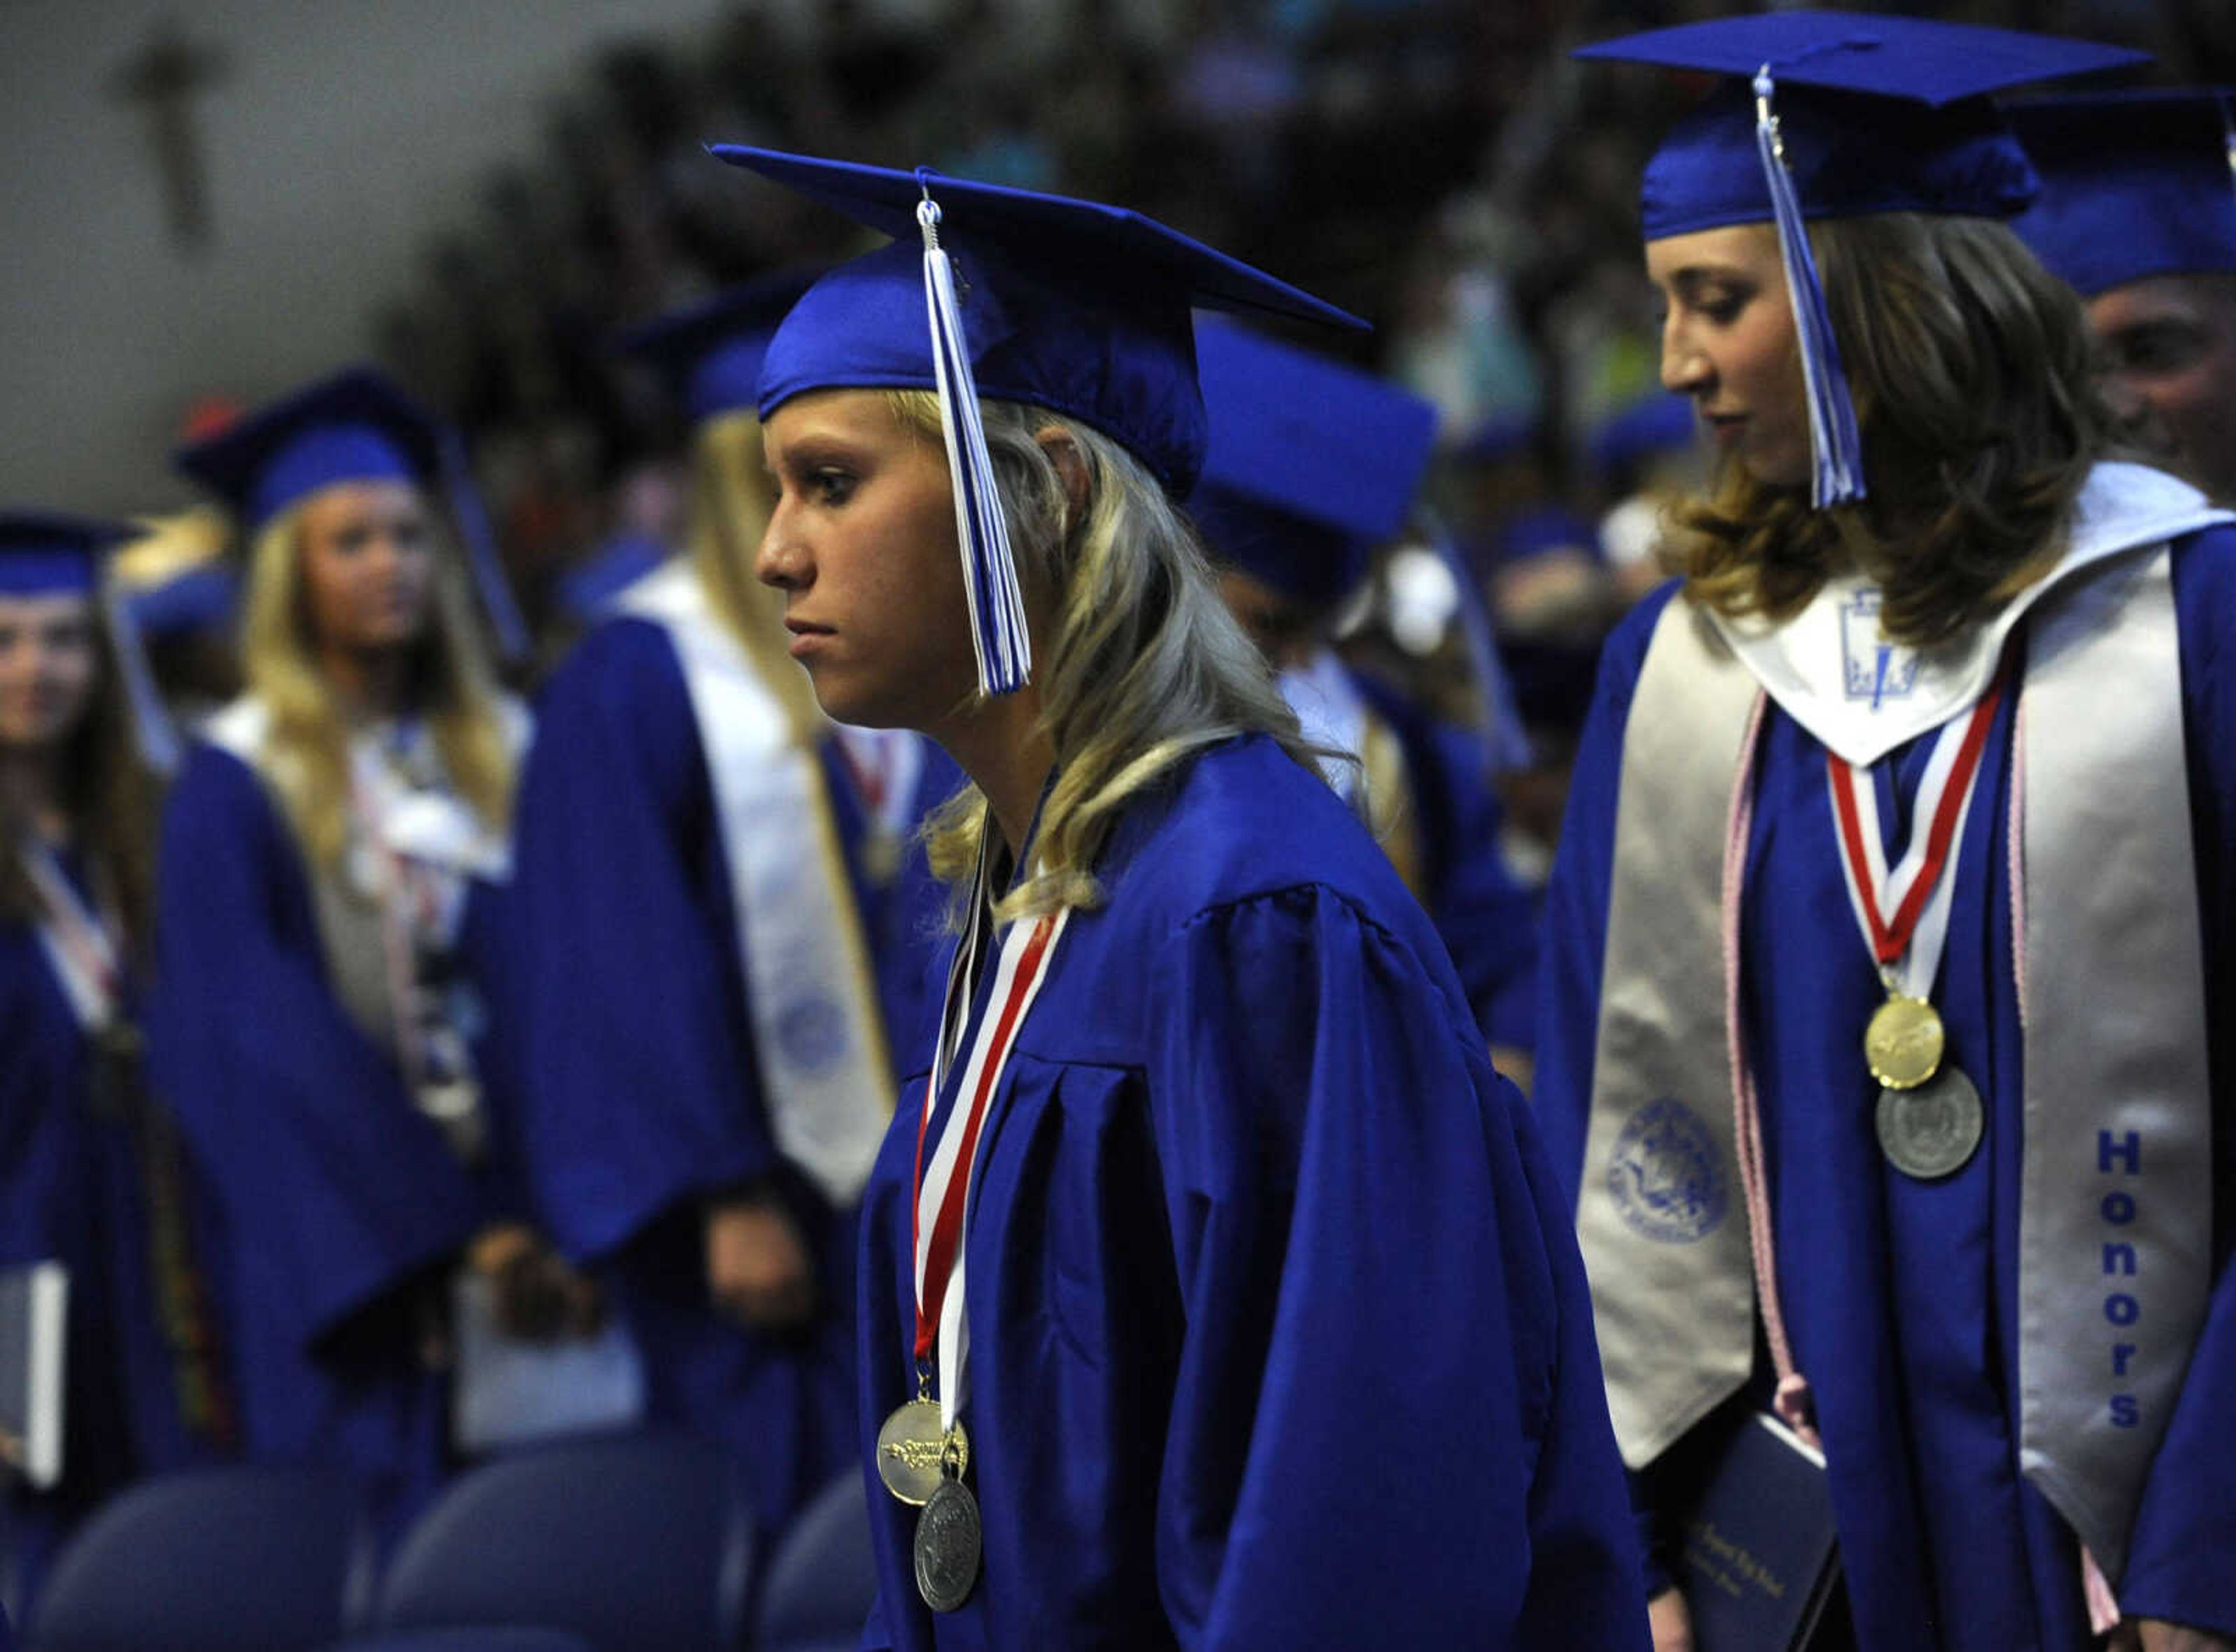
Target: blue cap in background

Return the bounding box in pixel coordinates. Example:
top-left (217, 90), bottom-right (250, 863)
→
top-left (0, 511), bottom-right (135, 597)
top-left (1189, 320), bottom-right (1436, 609)
top-left (2008, 90), bottom-right (2236, 298)
top-left (617, 267), bottom-right (824, 425)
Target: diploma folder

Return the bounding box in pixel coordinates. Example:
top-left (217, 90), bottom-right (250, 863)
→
top-left (1677, 1409), bottom-right (1843, 1652)
top-left (450, 1273), bottom-right (645, 1456)
top-left (0, 1262), bottom-right (67, 1490)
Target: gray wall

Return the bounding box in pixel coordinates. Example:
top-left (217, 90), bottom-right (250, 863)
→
top-left (0, 0), bottom-right (734, 515)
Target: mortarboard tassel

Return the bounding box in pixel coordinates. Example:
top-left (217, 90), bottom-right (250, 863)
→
top-left (1753, 66), bottom-right (1867, 508)
top-left (434, 425), bottom-right (530, 668)
top-left (101, 585), bottom-right (182, 775)
top-left (917, 181), bottom-right (1032, 696)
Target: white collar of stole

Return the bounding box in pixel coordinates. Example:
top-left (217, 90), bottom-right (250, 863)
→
top-left (1706, 463), bottom-right (2232, 766)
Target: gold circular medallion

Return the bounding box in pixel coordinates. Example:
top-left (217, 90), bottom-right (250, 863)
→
top-left (1864, 995), bottom-right (1944, 1091)
top-left (877, 1398), bottom-right (966, 1506)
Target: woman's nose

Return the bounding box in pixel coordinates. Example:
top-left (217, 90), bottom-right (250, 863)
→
top-left (755, 506), bottom-right (808, 590)
top-left (1661, 328), bottom-right (1712, 395)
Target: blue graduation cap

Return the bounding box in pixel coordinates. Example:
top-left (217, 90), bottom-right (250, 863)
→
top-left (0, 512), bottom-right (181, 770)
top-left (0, 511), bottom-right (130, 597)
top-left (175, 367), bottom-right (528, 663)
top-left (1588, 391), bottom-right (1698, 480)
top-left (1189, 320), bottom-right (1437, 609)
top-left (709, 145), bottom-right (1364, 696)
top-left (2008, 90), bottom-right (2236, 298)
top-left (1576, 13), bottom-right (2146, 510)
top-left (617, 267), bottom-right (823, 425)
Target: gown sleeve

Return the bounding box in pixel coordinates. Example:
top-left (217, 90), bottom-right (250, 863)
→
top-left (508, 621), bottom-right (780, 1265)
top-left (146, 742), bottom-right (479, 1357)
top-left (1142, 883), bottom-right (1647, 1650)
top-left (2104, 528), bottom-right (2236, 1633)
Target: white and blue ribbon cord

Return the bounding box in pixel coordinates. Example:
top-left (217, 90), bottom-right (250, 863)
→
top-left (1753, 66), bottom-right (1866, 509)
top-left (436, 425), bottom-right (530, 668)
top-left (101, 585), bottom-right (182, 775)
top-left (917, 183), bottom-right (1031, 696)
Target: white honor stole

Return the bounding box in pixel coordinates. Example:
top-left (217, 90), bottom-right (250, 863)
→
top-left (1576, 463), bottom-right (2226, 1582)
top-left (619, 561), bottom-right (894, 1209)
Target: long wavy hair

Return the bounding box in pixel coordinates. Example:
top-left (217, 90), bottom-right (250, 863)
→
top-left (890, 391), bottom-right (1317, 921)
top-left (689, 410), bottom-right (823, 743)
top-left (239, 492), bottom-right (514, 874)
top-left (0, 604), bottom-right (162, 958)
top-left (1672, 213), bottom-right (2111, 646)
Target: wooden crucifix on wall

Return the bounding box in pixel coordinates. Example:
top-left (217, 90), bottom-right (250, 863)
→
top-left (109, 19), bottom-right (229, 253)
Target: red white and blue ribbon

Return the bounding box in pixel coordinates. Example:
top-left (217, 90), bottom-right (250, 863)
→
top-left (18, 841), bottom-right (124, 1033)
top-left (1824, 668), bottom-right (2006, 1002)
top-left (910, 851), bottom-right (1069, 1430)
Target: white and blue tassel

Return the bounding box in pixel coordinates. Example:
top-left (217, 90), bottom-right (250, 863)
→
top-left (919, 189), bottom-right (1031, 696)
top-left (1753, 66), bottom-right (1866, 508)
top-left (101, 585), bottom-right (182, 776)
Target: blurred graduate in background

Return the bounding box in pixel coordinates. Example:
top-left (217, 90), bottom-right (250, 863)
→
top-left (1189, 321), bottom-right (1541, 1077)
top-left (0, 514), bottom-right (231, 1618)
top-left (2012, 89), bottom-right (2236, 505)
top-left (148, 369), bottom-right (583, 1544)
top-left (508, 273), bottom-right (957, 1542)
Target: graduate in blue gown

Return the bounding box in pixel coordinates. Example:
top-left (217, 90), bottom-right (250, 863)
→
top-left (0, 514), bottom-right (230, 1618)
top-left (2009, 90), bottom-right (2236, 507)
top-left (150, 370), bottom-right (579, 1543)
top-left (1187, 320), bottom-right (1541, 1068)
top-left (509, 276), bottom-right (957, 1540)
top-left (1543, 18), bottom-right (2236, 1649)
top-left (714, 147), bottom-right (1646, 1647)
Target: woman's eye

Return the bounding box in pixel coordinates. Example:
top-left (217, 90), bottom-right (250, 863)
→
top-left (1699, 292), bottom-right (1745, 326)
top-left (813, 469), bottom-right (857, 506)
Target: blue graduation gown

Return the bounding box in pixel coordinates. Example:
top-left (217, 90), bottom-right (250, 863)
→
top-left (145, 741), bottom-right (500, 1541)
top-left (0, 871), bottom-right (217, 1613)
top-left (1353, 671), bottom-right (1540, 1051)
top-left (1536, 530), bottom-right (2236, 1648)
top-left (855, 735), bottom-right (1646, 1650)
top-left (508, 616), bottom-right (954, 1537)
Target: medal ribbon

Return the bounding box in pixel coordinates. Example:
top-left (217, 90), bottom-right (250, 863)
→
top-left (910, 846), bottom-right (1069, 1431)
top-left (19, 841), bottom-right (124, 1032)
top-left (1824, 665), bottom-right (2007, 999)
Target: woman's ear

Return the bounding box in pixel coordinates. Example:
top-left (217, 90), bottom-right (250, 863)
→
top-left (1034, 425), bottom-right (1090, 530)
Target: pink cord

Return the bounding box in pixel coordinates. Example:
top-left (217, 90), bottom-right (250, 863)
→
top-left (1719, 694), bottom-right (1823, 1449)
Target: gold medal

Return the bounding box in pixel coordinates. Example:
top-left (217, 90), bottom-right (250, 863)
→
top-left (1864, 993), bottom-right (1943, 1091)
top-left (877, 1397), bottom-right (968, 1506)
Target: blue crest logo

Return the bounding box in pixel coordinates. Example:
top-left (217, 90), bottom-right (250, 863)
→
top-left (1607, 1098), bottom-right (1727, 1244)
top-left (1841, 590), bottom-right (1919, 709)
top-left (776, 996), bottom-right (851, 1075)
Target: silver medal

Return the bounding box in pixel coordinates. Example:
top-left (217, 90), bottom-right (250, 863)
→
top-left (912, 1476), bottom-right (982, 1613)
top-left (1875, 1064), bottom-right (1985, 1181)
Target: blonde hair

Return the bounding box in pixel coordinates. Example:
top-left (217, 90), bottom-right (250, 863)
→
top-left (889, 391), bottom-right (1317, 920)
top-left (1672, 213), bottom-right (2108, 646)
top-left (687, 409), bottom-right (823, 744)
top-left (240, 491), bottom-right (515, 872)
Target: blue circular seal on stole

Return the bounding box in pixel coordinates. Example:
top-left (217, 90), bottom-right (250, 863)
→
top-left (777, 997), bottom-right (850, 1074)
top-left (1607, 1098), bottom-right (1726, 1244)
